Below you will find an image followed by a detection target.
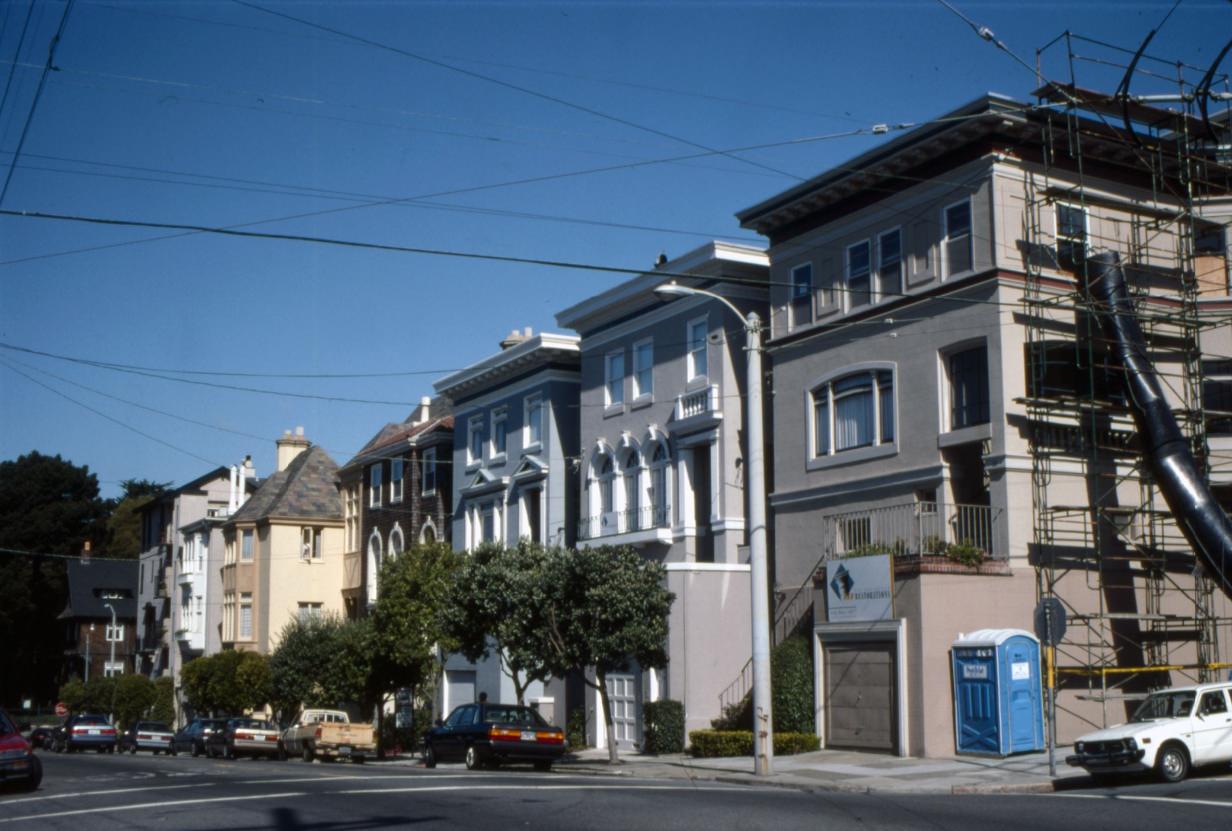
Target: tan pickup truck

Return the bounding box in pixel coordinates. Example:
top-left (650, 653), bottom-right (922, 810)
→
top-left (279, 709), bottom-right (375, 764)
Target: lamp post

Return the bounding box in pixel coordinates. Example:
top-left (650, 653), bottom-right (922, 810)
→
top-left (654, 280), bottom-right (773, 776)
top-left (104, 602), bottom-right (118, 724)
top-left (85, 622), bottom-right (94, 683)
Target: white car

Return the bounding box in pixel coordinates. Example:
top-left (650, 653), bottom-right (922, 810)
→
top-left (1066, 682), bottom-right (1232, 782)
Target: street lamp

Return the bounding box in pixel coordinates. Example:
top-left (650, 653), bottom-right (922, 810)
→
top-left (653, 280), bottom-right (773, 776)
top-left (103, 602), bottom-right (117, 676)
top-left (85, 622), bottom-right (95, 683)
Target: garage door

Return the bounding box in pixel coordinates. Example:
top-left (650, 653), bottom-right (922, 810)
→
top-left (825, 643), bottom-right (896, 752)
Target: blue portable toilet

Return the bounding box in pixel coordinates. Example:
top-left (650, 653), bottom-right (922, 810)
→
top-left (951, 628), bottom-right (1044, 756)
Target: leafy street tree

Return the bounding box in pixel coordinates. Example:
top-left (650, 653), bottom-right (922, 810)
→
top-left (269, 614), bottom-right (373, 722)
top-left (445, 541), bottom-right (555, 706)
top-left (0, 452), bottom-right (109, 707)
top-left (103, 479), bottom-right (169, 559)
top-left (181, 650), bottom-right (271, 715)
top-left (370, 542), bottom-right (460, 717)
top-left (151, 676), bottom-right (175, 725)
top-left (56, 674), bottom-right (163, 729)
top-left (541, 545), bottom-right (674, 764)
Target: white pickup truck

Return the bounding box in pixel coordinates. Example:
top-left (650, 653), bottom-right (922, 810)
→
top-left (279, 709), bottom-right (376, 764)
top-left (1066, 682), bottom-right (1232, 782)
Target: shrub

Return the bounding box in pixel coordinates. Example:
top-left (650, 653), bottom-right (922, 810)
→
top-left (708, 634), bottom-right (814, 735)
top-left (642, 699), bottom-right (685, 755)
top-left (944, 540), bottom-right (986, 567)
top-left (566, 706), bottom-right (588, 750)
top-left (689, 729), bottom-right (820, 757)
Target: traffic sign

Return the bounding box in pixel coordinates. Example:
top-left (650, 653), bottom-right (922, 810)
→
top-left (1034, 597), bottom-right (1067, 646)
top-left (54, 701), bottom-right (67, 717)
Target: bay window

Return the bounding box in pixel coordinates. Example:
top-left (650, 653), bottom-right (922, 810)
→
top-left (811, 367), bottom-right (896, 458)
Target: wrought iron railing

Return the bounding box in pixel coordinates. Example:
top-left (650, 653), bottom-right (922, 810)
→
top-left (577, 505), bottom-right (671, 540)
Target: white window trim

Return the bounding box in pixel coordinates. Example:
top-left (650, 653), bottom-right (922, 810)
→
top-left (605, 349), bottom-right (626, 410)
top-left (632, 337), bottom-right (654, 403)
top-left (845, 240), bottom-right (871, 311)
top-left (389, 523), bottom-right (405, 557)
top-left (939, 338), bottom-right (991, 435)
top-left (789, 262), bottom-right (814, 329)
top-left (240, 528), bottom-right (254, 562)
top-left (686, 315), bottom-right (709, 384)
top-left (490, 407), bottom-right (509, 463)
top-left (467, 415), bottom-right (484, 469)
top-left (419, 516), bottom-right (438, 544)
top-left (523, 394), bottom-right (544, 452)
top-left (367, 530), bottom-right (383, 606)
top-left (942, 197), bottom-right (973, 280)
top-left (390, 458), bottom-right (404, 503)
top-left (369, 464), bottom-right (383, 508)
top-left (876, 226), bottom-right (903, 302)
top-left (422, 447), bottom-right (438, 495)
top-left (805, 361), bottom-right (898, 472)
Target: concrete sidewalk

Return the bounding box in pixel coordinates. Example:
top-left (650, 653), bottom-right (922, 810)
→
top-left (552, 745), bottom-right (1091, 794)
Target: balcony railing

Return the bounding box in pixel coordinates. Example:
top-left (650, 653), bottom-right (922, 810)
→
top-left (577, 505), bottom-right (671, 541)
top-left (819, 501), bottom-right (1002, 562)
top-left (674, 384), bottom-right (718, 421)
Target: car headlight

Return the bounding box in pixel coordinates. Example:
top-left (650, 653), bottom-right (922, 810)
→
top-left (1075, 741), bottom-right (1085, 752)
top-left (1126, 738), bottom-right (1138, 750)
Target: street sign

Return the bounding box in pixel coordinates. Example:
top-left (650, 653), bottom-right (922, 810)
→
top-left (1034, 597), bottom-right (1067, 646)
top-left (54, 702), bottom-right (67, 717)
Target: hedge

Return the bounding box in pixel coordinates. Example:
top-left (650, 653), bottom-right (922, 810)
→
top-left (688, 729), bottom-right (820, 758)
top-left (642, 699), bottom-right (685, 754)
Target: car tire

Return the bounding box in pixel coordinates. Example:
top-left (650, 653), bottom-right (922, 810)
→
top-left (302, 744), bottom-right (314, 763)
top-left (20, 756), bottom-right (42, 792)
top-left (464, 744), bottom-right (482, 771)
top-left (352, 755), bottom-right (365, 765)
top-left (191, 742), bottom-right (201, 758)
top-left (1156, 745), bottom-right (1190, 783)
top-left (224, 745), bottom-right (235, 761)
top-left (130, 745), bottom-right (137, 755)
top-left (534, 761), bottom-right (552, 772)
top-left (424, 743), bottom-right (436, 769)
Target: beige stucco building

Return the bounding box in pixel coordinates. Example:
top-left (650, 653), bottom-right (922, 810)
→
top-left (221, 429), bottom-right (345, 654)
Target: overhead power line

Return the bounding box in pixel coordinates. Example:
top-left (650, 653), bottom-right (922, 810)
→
top-left (231, 0), bottom-right (806, 182)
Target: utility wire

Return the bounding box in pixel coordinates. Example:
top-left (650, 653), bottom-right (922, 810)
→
top-left (231, 0), bottom-right (806, 183)
top-left (0, 0), bottom-right (74, 207)
top-left (0, 0), bottom-right (35, 127)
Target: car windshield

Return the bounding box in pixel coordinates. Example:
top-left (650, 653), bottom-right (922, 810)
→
top-left (76, 716), bottom-right (108, 725)
top-left (139, 722), bottom-right (170, 732)
top-left (232, 719), bottom-right (270, 730)
top-left (483, 706), bottom-right (548, 728)
top-left (1132, 691), bottom-right (1196, 721)
top-left (0, 711), bottom-right (15, 735)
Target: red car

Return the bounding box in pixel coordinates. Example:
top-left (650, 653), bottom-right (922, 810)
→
top-left (0, 709), bottom-right (42, 792)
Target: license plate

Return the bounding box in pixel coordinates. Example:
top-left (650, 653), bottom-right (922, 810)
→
top-left (520, 731), bottom-right (536, 742)
top-left (89, 729), bottom-right (100, 735)
top-left (338, 745), bottom-right (351, 755)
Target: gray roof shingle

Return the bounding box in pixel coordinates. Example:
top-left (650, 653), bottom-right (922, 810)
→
top-left (227, 445), bottom-right (341, 523)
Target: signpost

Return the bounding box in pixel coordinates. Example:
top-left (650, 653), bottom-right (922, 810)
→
top-left (54, 702), bottom-right (67, 717)
top-left (1034, 597), bottom-right (1067, 777)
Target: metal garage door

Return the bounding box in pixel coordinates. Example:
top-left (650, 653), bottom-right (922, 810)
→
top-left (825, 642), bottom-right (896, 752)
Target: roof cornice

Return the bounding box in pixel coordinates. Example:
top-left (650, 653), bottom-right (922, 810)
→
top-left (434, 333), bottom-right (580, 400)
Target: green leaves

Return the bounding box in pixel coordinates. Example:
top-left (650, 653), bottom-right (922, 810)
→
top-left (181, 649), bottom-right (271, 716)
top-left (269, 614), bottom-right (372, 720)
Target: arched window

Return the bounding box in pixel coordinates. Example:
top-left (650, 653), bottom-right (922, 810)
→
top-left (389, 525), bottom-right (405, 557)
top-left (420, 518), bottom-right (437, 545)
top-left (650, 442), bottom-right (671, 527)
top-left (366, 532), bottom-right (383, 606)
top-left (600, 456), bottom-right (615, 515)
top-left (623, 449), bottom-right (642, 531)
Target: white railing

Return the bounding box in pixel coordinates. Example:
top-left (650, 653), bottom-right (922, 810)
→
top-left (675, 384), bottom-right (717, 420)
top-left (577, 505), bottom-right (671, 540)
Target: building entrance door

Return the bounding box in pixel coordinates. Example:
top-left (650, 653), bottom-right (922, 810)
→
top-left (825, 642), bottom-right (896, 752)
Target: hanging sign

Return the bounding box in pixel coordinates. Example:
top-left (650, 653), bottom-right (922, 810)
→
top-left (826, 554), bottom-right (893, 622)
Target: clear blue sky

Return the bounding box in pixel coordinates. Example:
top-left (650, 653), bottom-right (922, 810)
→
top-left (0, 0), bottom-right (1228, 499)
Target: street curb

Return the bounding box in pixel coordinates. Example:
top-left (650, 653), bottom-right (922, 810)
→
top-left (951, 781), bottom-right (1058, 794)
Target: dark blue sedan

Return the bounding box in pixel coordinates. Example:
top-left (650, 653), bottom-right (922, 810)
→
top-left (424, 703), bottom-right (565, 771)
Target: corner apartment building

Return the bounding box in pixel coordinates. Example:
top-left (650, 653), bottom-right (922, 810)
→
top-left (221, 429), bottom-right (344, 653)
top-left (555, 241), bottom-right (768, 747)
top-left (738, 92), bottom-right (1232, 757)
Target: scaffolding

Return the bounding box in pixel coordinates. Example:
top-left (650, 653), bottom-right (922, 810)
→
top-left (1023, 33), bottom-right (1232, 727)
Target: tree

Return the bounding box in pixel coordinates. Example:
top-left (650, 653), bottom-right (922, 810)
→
top-left (103, 479), bottom-right (169, 559)
top-left (370, 542), bottom-right (460, 714)
top-left (181, 651), bottom-right (270, 715)
top-left (541, 545), bottom-right (674, 763)
top-left (0, 452), bottom-right (109, 707)
top-left (151, 676), bottom-right (175, 725)
top-left (270, 615), bottom-right (373, 722)
top-left (445, 541), bottom-right (556, 705)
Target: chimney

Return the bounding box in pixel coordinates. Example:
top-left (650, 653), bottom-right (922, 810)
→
top-left (229, 464), bottom-right (240, 514)
top-left (276, 427), bottom-right (311, 471)
top-left (655, 251), bottom-right (668, 268)
top-left (412, 395), bottom-right (432, 425)
top-left (500, 327), bottom-right (532, 350)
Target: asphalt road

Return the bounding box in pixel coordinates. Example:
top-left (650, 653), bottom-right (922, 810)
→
top-left (3, 750), bottom-right (1232, 830)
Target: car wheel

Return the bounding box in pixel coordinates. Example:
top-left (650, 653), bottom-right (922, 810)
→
top-left (423, 743), bottom-right (437, 769)
top-left (464, 744), bottom-right (482, 771)
top-left (224, 745), bottom-right (235, 761)
top-left (534, 761), bottom-right (552, 772)
top-left (130, 745), bottom-right (137, 755)
top-left (352, 755), bottom-right (365, 765)
top-left (302, 744), bottom-right (314, 763)
top-left (191, 742), bottom-right (201, 758)
top-left (20, 756), bottom-right (42, 792)
top-left (1157, 745), bottom-right (1190, 783)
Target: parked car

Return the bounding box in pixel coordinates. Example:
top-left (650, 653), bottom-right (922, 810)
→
top-left (27, 727), bottom-right (55, 750)
top-left (1066, 682), bottom-right (1232, 782)
top-left (119, 721), bottom-right (174, 755)
top-left (205, 718), bottom-right (280, 759)
top-left (423, 702), bottom-right (565, 771)
top-left (279, 709), bottom-right (375, 764)
top-left (170, 718), bottom-right (228, 757)
top-left (53, 714), bottom-right (117, 753)
top-left (0, 708), bottom-right (41, 792)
